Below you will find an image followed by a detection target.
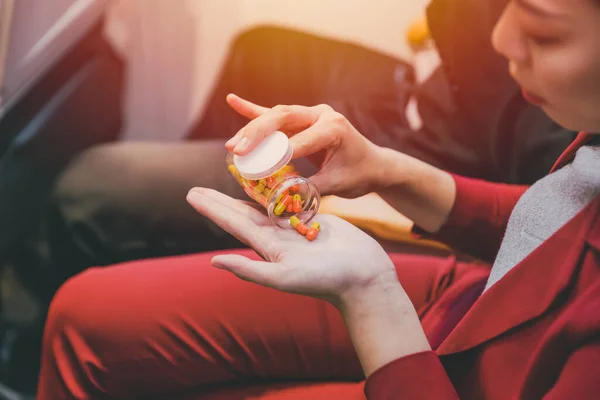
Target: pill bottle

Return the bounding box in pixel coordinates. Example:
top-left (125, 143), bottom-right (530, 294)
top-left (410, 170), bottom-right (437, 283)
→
top-left (226, 131), bottom-right (321, 228)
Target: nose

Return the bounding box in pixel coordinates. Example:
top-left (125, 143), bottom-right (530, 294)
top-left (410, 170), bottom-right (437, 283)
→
top-left (492, 4), bottom-right (529, 67)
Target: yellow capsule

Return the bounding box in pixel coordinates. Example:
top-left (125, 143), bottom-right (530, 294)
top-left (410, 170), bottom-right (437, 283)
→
top-left (263, 187), bottom-right (272, 198)
top-left (274, 201), bottom-right (287, 216)
top-left (310, 222), bottom-right (320, 230)
top-left (254, 183), bottom-right (266, 194)
top-left (227, 165), bottom-right (238, 175)
top-left (290, 216), bottom-right (301, 228)
top-left (255, 194), bottom-right (267, 207)
top-left (259, 178), bottom-right (267, 187)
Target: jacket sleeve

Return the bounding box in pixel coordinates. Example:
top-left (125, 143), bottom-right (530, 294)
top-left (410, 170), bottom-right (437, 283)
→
top-left (414, 174), bottom-right (529, 263)
top-left (364, 351), bottom-right (458, 399)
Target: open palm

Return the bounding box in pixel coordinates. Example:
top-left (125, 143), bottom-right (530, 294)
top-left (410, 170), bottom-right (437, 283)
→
top-left (187, 188), bottom-right (399, 303)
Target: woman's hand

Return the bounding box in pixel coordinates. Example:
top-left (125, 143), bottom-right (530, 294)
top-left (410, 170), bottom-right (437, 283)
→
top-left (186, 187), bottom-right (431, 376)
top-left (187, 187), bottom-right (397, 304)
top-left (226, 94), bottom-right (456, 235)
top-left (225, 94), bottom-right (384, 198)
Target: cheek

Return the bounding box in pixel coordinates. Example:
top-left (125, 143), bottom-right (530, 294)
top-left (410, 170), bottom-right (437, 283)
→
top-left (535, 48), bottom-right (600, 131)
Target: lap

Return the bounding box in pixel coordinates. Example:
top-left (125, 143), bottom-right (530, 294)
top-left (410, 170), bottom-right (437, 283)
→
top-left (43, 250), bottom-right (488, 398)
top-left (153, 381), bottom-right (366, 400)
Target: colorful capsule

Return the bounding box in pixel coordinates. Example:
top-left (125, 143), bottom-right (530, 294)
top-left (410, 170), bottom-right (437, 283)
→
top-left (296, 223), bottom-right (309, 236)
top-left (289, 184), bottom-right (300, 193)
top-left (279, 194), bottom-right (292, 207)
top-left (254, 183), bottom-right (266, 194)
top-left (306, 222), bottom-right (320, 241)
top-left (293, 194), bottom-right (303, 213)
top-left (290, 216), bottom-right (301, 228)
top-left (274, 194), bottom-right (292, 216)
top-left (286, 202), bottom-right (294, 213)
top-left (274, 201), bottom-right (287, 216)
top-left (227, 165), bottom-right (239, 179)
top-left (275, 190), bottom-right (289, 204)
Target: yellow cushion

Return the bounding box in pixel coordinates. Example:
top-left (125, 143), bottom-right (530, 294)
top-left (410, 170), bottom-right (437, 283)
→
top-left (318, 193), bottom-right (448, 250)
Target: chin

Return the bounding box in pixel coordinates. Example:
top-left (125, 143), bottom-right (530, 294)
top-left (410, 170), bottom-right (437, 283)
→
top-left (542, 107), bottom-right (600, 134)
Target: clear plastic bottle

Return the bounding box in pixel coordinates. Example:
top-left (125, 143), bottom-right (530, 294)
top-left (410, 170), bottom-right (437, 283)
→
top-left (226, 131), bottom-right (321, 228)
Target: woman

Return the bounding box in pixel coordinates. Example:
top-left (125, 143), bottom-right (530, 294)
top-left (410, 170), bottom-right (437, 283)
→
top-left (37, 0), bottom-right (600, 398)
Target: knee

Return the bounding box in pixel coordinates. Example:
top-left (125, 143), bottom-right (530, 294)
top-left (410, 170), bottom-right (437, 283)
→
top-left (40, 269), bottom-right (110, 398)
top-left (53, 142), bottom-right (151, 230)
top-left (44, 269), bottom-right (104, 342)
top-left (55, 142), bottom-right (142, 206)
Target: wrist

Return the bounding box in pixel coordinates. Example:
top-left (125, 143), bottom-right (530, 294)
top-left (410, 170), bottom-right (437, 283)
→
top-left (367, 145), bottom-right (401, 192)
top-left (337, 271), bottom-right (406, 313)
top-left (370, 146), bottom-right (456, 232)
top-left (336, 275), bottom-right (431, 377)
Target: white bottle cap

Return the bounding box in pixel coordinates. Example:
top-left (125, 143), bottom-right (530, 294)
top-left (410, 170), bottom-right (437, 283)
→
top-left (233, 131), bottom-right (293, 180)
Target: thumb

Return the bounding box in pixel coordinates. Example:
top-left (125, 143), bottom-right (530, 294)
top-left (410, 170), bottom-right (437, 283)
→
top-left (211, 254), bottom-right (282, 289)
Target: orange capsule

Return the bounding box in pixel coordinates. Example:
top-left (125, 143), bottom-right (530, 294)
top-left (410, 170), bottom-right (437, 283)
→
top-left (293, 194), bottom-right (303, 213)
top-left (296, 223), bottom-right (309, 236)
top-left (266, 176), bottom-right (276, 188)
top-left (306, 227), bottom-right (319, 241)
top-left (280, 194), bottom-right (292, 207)
top-left (286, 202), bottom-right (294, 213)
top-left (289, 184), bottom-right (300, 193)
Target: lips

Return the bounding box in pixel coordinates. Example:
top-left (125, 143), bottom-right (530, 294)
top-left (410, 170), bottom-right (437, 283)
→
top-left (521, 88), bottom-right (546, 106)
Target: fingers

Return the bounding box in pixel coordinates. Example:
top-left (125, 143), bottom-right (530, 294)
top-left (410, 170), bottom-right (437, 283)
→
top-left (211, 254), bottom-right (282, 289)
top-left (229, 104), bottom-right (327, 155)
top-left (287, 122), bottom-right (339, 160)
top-left (188, 187), bottom-right (269, 225)
top-left (186, 188), bottom-right (271, 248)
top-left (226, 93), bottom-right (269, 120)
top-left (226, 94), bottom-right (270, 150)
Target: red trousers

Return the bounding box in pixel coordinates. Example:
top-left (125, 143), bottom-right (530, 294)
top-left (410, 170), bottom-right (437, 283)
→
top-left (37, 250), bottom-right (489, 399)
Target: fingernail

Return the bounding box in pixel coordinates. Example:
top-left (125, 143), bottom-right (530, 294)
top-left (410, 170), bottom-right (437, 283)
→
top-left (234, 137), bottom-right (249, 153)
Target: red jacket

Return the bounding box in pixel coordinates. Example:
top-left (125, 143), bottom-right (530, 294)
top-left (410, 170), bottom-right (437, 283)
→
top-left (365, 133), bottom-right (600, 399)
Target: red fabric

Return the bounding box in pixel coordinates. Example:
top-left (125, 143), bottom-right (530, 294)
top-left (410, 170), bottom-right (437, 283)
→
top-left (413, 132), bottom-right (592, 262)
top-left (364, 133), bottom-right (600, 399)
top-left (37, 252), bottom-right (488, 399)
top-left (39, 133), bottom-right (600, 399)
top-left (549, 132), bottom-right (591, 172)
top-left (425, 175), bottom-right (528, 262)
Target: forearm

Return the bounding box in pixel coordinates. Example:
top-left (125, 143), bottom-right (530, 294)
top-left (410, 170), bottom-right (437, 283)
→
top-left (338, 278), bottom-right (431, 378)
top-left (372, 146), bottom-right (456, 233)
